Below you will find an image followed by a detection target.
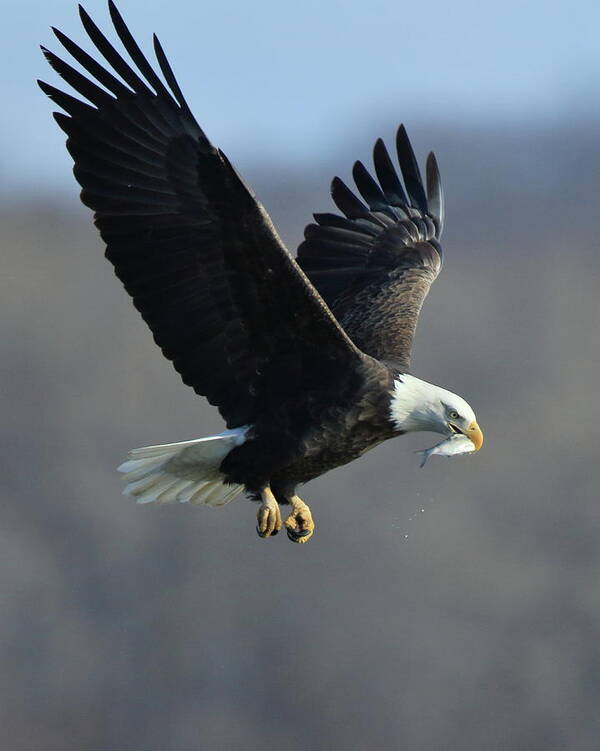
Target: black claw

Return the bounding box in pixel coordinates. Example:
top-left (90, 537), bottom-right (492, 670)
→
top-left (286, 527), bottom-right (311, 541)
top-left (256, 525), bottom-right (278, 538)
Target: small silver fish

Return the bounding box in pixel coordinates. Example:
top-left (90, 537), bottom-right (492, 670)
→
top-left (416, 434), bottom-right (476, 468)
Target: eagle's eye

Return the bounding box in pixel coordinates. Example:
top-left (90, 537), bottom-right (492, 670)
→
top-left (448, 410), bottom-right (460, 421)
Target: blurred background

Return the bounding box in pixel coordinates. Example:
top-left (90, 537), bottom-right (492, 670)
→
top-left (3, 0), bottom-right (600, 748)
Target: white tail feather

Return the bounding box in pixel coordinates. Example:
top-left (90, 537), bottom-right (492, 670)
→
top-left (118, 428), bottom-right (247, 507)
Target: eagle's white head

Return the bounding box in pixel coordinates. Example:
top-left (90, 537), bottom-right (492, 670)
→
top-left (390, 374), bottom-right (483, 450)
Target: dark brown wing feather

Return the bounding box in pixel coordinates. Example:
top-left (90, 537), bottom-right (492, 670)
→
top-left (297, 126), bottom-right (443, 371)
top-left (39, 2), bottom-right (363, 429)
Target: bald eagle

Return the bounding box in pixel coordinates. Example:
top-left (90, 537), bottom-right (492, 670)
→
top-left (39, 2), bottom-right (483, 543)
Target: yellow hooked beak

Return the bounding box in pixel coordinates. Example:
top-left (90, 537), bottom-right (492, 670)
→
top-left (465, 421), bottom-right (484, 451)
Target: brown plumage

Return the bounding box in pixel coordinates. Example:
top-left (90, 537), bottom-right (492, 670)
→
top-left (39, 2), bottom-right (482, 544)
top-left (297, 128), bottom-right (443, 371)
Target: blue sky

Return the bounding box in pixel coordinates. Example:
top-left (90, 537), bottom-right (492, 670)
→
top-left (6, 0), bottom-right (600, 195)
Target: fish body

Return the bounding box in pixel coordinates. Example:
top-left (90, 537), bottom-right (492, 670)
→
top-left (416, 434), bottom-right (476, 467)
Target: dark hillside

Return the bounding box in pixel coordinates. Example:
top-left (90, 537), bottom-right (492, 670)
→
top-left (3, 119), bottom-right (600, 750)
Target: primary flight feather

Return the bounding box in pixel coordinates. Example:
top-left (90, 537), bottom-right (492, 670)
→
top-left (40, 1), bottom-right (483, 543)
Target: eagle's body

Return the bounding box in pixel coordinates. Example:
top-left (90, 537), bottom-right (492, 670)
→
top-left (222, 361), bottom-right (397, 494)
top-left (40, 2), bottom-right (483, 543)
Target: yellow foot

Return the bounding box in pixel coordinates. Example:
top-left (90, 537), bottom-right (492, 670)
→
top-left (256, 487), bottom-right (282, 539)
top-left (284, 496), bottom-right (315, 544)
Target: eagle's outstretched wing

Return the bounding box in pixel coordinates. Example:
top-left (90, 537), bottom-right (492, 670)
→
top-left (297, 127), bottom-right (444, 372)
top-left (39, 2), bottom-right (364, 430)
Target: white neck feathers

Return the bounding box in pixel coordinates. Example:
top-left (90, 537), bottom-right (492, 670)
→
top-left (389, 375), bottom-right (441, 432)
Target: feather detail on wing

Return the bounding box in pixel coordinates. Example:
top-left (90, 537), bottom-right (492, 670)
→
top-left (297, 126), bottom-right (444, 370)
top-left (39, 2), bottom-right (364, 429)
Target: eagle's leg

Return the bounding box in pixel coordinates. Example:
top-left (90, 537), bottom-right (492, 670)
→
top-left (256, 486), bottom-right (282, 539)
top-left (284, 495), bottom-right (315, 544)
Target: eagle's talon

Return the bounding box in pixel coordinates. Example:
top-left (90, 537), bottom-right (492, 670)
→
top-left (256, 487), bottom-right (282, 539)
top-left (284, 496), bottom-right (315, 544)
